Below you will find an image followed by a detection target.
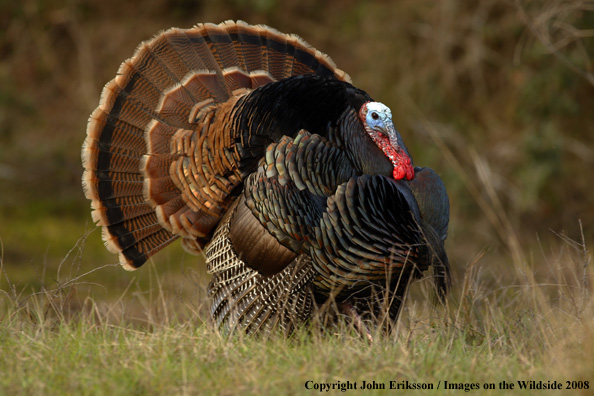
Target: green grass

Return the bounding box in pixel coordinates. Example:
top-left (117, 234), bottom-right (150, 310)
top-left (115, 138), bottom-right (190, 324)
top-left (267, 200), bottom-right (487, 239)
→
top-left (2, 320), bottom-right (561, 395)
top-left (1, 230), bottom-right (592, 395)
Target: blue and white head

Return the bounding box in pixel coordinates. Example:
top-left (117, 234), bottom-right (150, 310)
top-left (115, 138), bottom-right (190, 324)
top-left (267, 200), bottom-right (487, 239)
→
top-left (358, 101), bottom-right (414, 180)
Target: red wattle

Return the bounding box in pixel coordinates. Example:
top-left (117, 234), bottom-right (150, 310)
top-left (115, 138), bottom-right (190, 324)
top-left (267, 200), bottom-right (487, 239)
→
top-left (393, 163), bottom-right (415, 181)
top-left (363, 128), bottom-right (414, 181)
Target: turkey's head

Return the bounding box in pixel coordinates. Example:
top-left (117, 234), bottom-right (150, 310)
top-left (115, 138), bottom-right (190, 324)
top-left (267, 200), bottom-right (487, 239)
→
top-left (359, 102), bottom-right (414, 181)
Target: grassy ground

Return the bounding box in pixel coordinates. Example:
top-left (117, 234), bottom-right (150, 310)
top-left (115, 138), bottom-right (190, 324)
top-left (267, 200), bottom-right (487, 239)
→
top-left (1, 233), bottom-right (593, 395)
top-left (1, 0), bottom-right (593, 394)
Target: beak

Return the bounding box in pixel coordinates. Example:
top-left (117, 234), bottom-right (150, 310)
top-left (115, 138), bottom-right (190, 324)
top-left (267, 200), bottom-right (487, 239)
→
top-left (381, 122), bottom-right (412, 160)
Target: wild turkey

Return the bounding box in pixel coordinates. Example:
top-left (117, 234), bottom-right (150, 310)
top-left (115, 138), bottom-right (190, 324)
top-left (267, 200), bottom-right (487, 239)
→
top-left (82, 20), bottom-right (450, 336)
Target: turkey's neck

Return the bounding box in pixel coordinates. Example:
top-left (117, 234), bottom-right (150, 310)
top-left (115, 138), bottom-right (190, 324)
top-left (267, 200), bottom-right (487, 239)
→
top-left (365, 129), bottom-right (414, 181)
top-left (333, 109), bottom-right (395, 178)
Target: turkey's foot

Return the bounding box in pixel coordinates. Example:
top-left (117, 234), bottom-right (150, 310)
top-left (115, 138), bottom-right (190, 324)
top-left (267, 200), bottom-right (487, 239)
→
top-left (338, 300), bottom-right (374, 342)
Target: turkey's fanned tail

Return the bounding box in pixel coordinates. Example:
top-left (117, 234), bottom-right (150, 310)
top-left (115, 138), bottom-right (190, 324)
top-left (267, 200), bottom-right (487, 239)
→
top-left (82, 21), bottom-right (350, 270)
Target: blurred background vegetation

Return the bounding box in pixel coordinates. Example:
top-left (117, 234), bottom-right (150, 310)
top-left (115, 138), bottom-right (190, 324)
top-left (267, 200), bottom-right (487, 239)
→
top-left (1, 0), bottom-right (592, 314)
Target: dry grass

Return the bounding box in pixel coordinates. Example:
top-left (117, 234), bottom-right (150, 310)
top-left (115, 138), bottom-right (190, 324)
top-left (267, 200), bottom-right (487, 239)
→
top-left (0, 226), bottom-right (592, 395)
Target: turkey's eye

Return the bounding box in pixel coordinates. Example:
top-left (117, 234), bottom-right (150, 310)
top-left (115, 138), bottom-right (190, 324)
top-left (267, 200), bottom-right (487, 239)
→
top-left (371, 112), bottom-right (379, 120)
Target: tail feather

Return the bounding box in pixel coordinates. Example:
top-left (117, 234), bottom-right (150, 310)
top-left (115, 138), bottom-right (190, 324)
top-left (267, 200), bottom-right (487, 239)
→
top-left (144, 176), bottom-right (180, 204)
top-left (145, 121), bottom-right (179, 155)
top-left (111, 64), bottom-right (176, 124)
top-left (116, 228), bottom-right (179, 270)
top-left (185, 26), bottom-right (231, 71)
top-left (166, 29), bottom-right (219, 71)
top-left (204, 22), bottom-right (242, 72)
top-left (90, 151), bottom-right (142, 173)
top-left (128, 44), bottom-right (188, 100)
top-left (232, 22), bottom-right (265, 72)
top-left (147, 31), bottom-right (205, 85)
top-left (103, 221), bottom-right (164, 250)
top-left (113, 61), bottom-right (196, 132)
top-left (92, 198), bottom-right (154, 224)
top-left (84, 173), bottom-right (144, 202)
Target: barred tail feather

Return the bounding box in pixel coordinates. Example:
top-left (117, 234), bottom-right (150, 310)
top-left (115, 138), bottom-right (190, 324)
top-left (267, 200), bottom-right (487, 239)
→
top-left (82, 108), bottom-right (180, 270)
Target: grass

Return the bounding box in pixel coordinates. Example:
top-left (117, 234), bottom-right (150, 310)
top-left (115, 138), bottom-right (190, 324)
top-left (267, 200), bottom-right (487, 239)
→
top-left (1, 227), bottom-right (592, 395)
